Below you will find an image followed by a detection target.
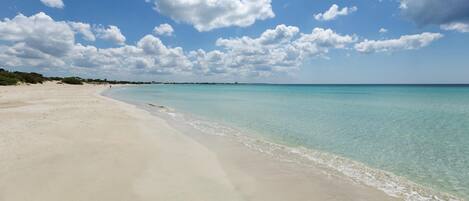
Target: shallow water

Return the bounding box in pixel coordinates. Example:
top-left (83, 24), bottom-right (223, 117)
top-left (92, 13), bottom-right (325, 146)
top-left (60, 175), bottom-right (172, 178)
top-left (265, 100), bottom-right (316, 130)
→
top-left (106, 84), bottom-right (469, 200)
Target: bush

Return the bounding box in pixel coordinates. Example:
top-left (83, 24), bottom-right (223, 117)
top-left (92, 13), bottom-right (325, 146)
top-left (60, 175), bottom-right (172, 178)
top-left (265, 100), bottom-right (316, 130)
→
top-left (0, 69), bottom-right (48, 85)
top-left (61, 77), bottom-right (83, 85)
top-left (0, 69), bottom-right (20, 85)
top-left (14, 72), bottom-right (47, 84)
top-left (0, 75), bottom-right (18, 85)
top-left (0, 68), bottom-right (154, 85)
top-left (48, 77), bottom-right (63, 81)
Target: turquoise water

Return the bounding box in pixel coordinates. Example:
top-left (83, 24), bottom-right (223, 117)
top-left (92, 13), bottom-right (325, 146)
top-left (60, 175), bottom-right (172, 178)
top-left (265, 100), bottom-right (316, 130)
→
top-left (107, 84), bottom-right (469, 200)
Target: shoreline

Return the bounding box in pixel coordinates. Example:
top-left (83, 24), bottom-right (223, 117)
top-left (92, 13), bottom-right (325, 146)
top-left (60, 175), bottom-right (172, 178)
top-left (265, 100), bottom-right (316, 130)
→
top-left (151, 107), bottom-right (462, 201)
top-left (0, 82), bottom-right (457, 200)
top-left (104, 85), bottom-right (463, 201)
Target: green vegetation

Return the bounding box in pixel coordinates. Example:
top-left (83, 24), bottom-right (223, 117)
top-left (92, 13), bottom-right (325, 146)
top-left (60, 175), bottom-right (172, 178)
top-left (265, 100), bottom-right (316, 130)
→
top-left (61, 77), bottom-right (84, 85)
top-left (0, 69), bottom-right (18, 85)
top-left (0, 75), bottom-right (18, 85)
top-left (0, 68), bottom-right (154, 86)
top-left (13, 72), bottom-right (47, 84)
top-left (0, 68), bottom-right (47, 85)
top-left (1, 69), bottom-right (242, 86)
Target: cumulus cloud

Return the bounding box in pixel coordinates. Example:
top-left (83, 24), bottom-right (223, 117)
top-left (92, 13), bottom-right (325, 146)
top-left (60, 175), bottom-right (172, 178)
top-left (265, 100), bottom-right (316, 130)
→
top-left (136, 35), bottom-right (191, 73)
top-left (0, 13), bottom-right (361, 78)
top-left (0, 12), bottom-right (192, 76)
top-left (68, 22), bottom-right (95, 41)
top-left (153, 23), bottom-right (174, 36)
top-left (192, 25), bottom-right (355, 76)
top-left (0, 12), bottom-right (75, 60)
top-left (96, 25), bottom-right (126, 45)
top-left (399, 0), bottom-right (469, 33)
top-left (440, 22), bottom-right (469, 33)
top-left (145, 0), bottom-right (275, 31)
top-left (314, 4), bottom-right (357, 21)
top-left (3, 12), bottom-right (440, 79)
top-left (379, 28), bottom-right (388, 33)
top-left (210, 25), bottom-right (302, 76)
top-left (354, 32), bottom-right (443, 53)
top-left (294, 28), bottom-right (356, 55)
top-left (40, 0), bottom-right (64, 8)
top-left (71, 35), bottom-right (192, 74)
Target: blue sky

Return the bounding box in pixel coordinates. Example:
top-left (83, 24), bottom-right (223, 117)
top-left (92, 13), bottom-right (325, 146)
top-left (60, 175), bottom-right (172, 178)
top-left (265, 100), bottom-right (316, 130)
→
top-left (0, 0), bottom-right (468, 83)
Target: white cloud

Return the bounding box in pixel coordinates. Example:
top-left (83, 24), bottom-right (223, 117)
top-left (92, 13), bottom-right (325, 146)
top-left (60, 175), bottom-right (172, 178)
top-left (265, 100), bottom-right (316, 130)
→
top-left (314, 4), bottom-right (357, 21)
top-left (294, 28), bottom-right (356, 56)
top-left (210, 25), bottom-right (302, 76)
top-left (0, 13), bottom-right (360, 78)
top-left (0, 12), bottom-right (75, 59)
top-left (40, 0), bottom-right (64, 9)
top-left (189, 49), bottom-right (228, 75)
top-left (193, 25), bottom-right (355, 76)
top-left (354, 32), bottom-right (443, 53)
top-left (145, 0), bottom-right (275, 31)
top-left (0, 12), bottom-right (191, 76)
top-left (68, 22), bottom-right (95, 41)
top-left (153, 23), bottom-right (174, 36)
top-left (96, 25), bottom-right (126, 45)
top-left (379, 28), bottom-right (388, 33)
top-left (71, 35), bottom-right (192, 74)
top-left (440, 22), bottom-right (469, 33)
top-left (2, 12), bottom-right (441, 79)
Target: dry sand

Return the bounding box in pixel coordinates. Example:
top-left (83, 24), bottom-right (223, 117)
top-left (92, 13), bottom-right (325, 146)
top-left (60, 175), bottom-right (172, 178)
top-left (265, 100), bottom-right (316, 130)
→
top-left (0, 82), bottom-right (398, 201)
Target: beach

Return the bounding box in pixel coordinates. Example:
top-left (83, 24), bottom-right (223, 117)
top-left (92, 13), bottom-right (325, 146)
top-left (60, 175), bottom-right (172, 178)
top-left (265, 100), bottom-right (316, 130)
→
top-left (0, 82), bottom-right (398, 201)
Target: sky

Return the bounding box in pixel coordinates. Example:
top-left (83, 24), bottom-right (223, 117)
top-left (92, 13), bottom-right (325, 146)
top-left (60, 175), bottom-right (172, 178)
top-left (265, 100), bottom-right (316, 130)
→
top-left (0, 0), bottom-right (468, 83)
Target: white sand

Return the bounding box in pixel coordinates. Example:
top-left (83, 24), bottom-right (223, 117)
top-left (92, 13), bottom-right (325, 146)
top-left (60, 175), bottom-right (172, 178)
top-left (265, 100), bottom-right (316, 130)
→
top-left (0, 82), bottom-right (398, 201)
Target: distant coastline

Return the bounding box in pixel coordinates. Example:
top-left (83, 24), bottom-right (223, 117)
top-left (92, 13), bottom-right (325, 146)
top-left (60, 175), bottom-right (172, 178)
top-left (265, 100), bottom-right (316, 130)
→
top-left (3, 69), bottom-right (469, 86)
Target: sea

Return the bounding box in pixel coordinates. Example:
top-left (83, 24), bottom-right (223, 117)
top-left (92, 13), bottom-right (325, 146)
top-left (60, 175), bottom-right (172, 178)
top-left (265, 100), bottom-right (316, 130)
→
top-left (104, 84), bottom-right (469, 201)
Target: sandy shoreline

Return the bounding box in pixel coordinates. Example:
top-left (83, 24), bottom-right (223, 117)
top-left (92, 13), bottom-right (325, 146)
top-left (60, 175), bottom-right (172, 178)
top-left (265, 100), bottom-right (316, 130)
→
top-left (0, 82), bottom-right (398, 201)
